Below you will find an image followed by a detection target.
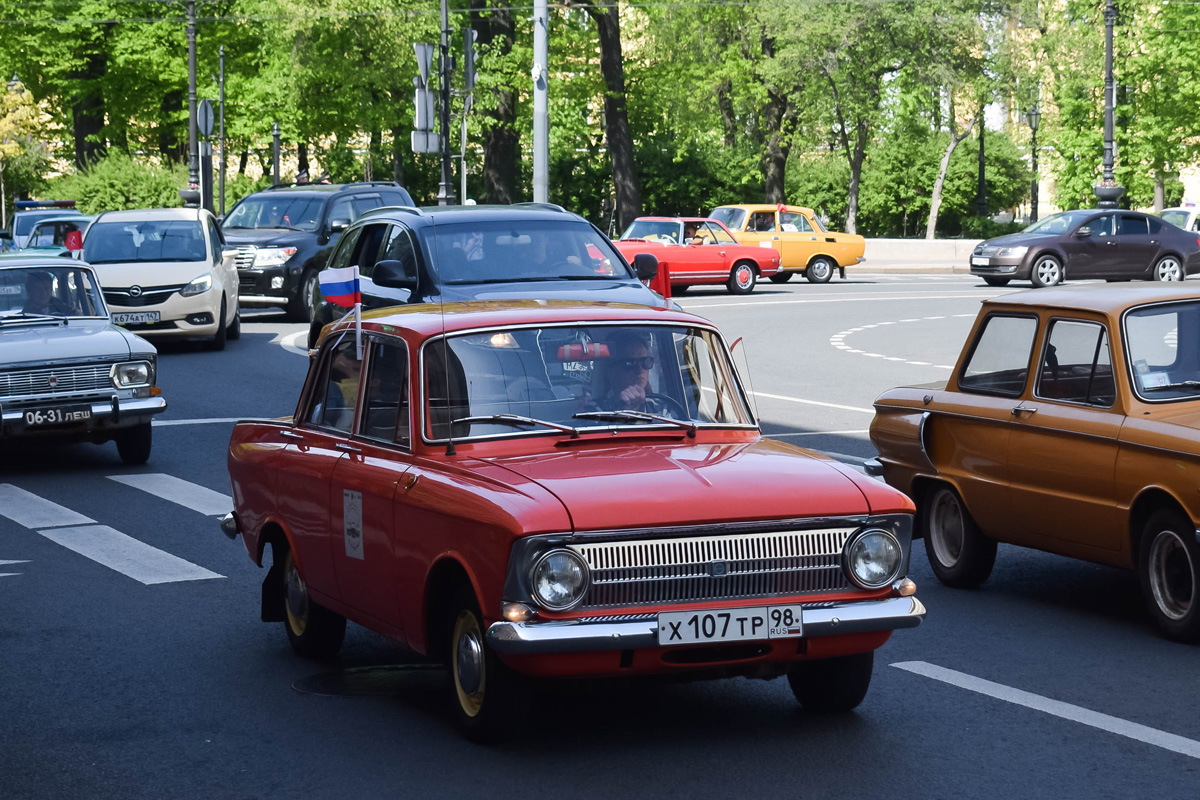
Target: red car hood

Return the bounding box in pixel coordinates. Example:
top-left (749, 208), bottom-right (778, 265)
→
top-left (482, 438), bottom-right (874, 531)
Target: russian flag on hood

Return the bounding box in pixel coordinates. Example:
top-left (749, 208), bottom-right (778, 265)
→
top-left (318, 266), bottom-right (361, 306)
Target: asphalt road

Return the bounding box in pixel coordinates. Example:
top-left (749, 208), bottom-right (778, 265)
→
top-left (4, 274), bottom-right (1199, 799)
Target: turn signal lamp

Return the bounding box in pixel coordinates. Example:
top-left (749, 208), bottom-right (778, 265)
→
top-left (502, 602), bottom-right (534, 622)
top-left (895, 578), bottom-right (917, 597)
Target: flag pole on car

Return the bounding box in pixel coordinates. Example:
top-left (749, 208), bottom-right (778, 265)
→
top-left (318, 266), bottom-right (363, 359)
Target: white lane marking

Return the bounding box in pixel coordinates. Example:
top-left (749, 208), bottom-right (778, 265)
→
top-left (893, 661), bottom-right (1200, 761)
top-left (683, 292), bottom-right (1006, 310)
top-left (0, 484), bottom-right (94, 529)
top-left (830, 313), bottom-right (975, 369)
top-left (0, 559), bottom-right (30, 577)
top-left (153, 418), bottom-right (242, 427)
top-left (37, 525), bottom-right (223, 585)
top-left (765, 429), bottom-right (870, 437)
top-left (750, 391), bottom-right (873, 414)
top-left (279, 330), bottom-right (308, 356)
top-left (0, 559), bottom-right (30, 565)
top-left (0, 574), bottom-right (21, 578)
top-left (108, 474), bottom-right (232, 516)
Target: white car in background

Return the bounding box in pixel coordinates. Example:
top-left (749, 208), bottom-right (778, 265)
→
top-left (1160, 206), bottom-right (1200, 233)
top-left (83, 208), bottom-right (240, 349)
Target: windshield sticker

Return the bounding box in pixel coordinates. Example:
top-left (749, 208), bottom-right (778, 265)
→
top-left (1141, 372), bottom-right (1169, 389)
top-left (0, 286), bottom-right (20, 295)
top-left (1133, 359), bottom-right (1149, 374)
top-left (343, 489), bottom-right (364, 560)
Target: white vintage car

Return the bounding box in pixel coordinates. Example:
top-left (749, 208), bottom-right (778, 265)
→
top-left (0, 258), bottom-right (166, 463)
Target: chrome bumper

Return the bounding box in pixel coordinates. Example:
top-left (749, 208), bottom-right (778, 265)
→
top-left (1, 395), bottom-right (167, 430)
top-left (486, 595), bottom-right (925, 655)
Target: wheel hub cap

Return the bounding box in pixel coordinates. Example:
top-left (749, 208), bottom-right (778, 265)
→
top-left (456, 629), bottom-right (484, 695)
top-left (1149, 530), bottom-right (1194, 621)
top-left (930, 494), bottom-right (964, 566)
top-left (286, 562), bottom-right (308, 622)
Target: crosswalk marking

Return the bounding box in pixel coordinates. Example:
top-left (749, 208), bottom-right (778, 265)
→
top-left (0, 558), bottom-right (29, 578)
top-left (37, 525), bottom-right (222, 585)
top-left (107, 473), bottom-right (232, 516)
top-left (0, 484), bottom-right (95, 529)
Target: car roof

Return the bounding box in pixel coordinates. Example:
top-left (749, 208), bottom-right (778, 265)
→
top-left (0, 255), bottom-right (93, 269)
top-left (713, 204), bottom-right (816, 215)
top-left (14, 207), bottom-right (81, 216)
top-left (92, 208), bottom-right (208, 222)
top-left (30, 215), bottom-right (93, 226)
top-left (983, 283), bottom-right (1200, 315)
top-left (328, 300), bottom-right (709, 341)
top-left (356, 203), bottom-right (585, 226)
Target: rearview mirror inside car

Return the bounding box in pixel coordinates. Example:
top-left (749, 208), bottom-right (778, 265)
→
top-left (633, 252), bottom-right (659, 281)
top-left (373, 259), bottom-right (418, 292)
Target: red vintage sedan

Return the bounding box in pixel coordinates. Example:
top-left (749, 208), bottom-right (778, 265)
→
top-left (616, 216), bottom-right (782, 294)
top-left (224, 300), bottom-right (924, 740)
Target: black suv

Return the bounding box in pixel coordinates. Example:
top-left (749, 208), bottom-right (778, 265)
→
top-left (307, 204), bottom-right (661, 348)
top-left (221, 181), bottom-right (414, 321)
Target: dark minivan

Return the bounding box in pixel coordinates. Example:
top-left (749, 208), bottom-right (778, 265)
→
top-left (307, 203), bottom-right (662, 348)
top-left (222, 181), bottom-right (414, 321)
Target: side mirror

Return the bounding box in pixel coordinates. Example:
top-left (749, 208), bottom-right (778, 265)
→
top-left (633, 252), bottom-right (659, 281)
top-left (1075, 226), bottom-right (1092, 238)
top-left (329, 218), bottom-right (351, 234)
top-left (373, 258), bottom-right (418, 292)
top-left (216, 215), bottom-right (225, 226)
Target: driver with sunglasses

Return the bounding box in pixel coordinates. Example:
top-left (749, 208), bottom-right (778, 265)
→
top-left (588, 331), bottom-right (672, 415)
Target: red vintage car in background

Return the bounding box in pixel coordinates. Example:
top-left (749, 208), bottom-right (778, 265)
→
top-left (223, 300), bottom-right (924, 740)
top-left (616, 216), bottom-right (782, 294)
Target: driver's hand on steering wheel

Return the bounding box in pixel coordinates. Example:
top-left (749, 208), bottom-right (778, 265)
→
top-left (619, 383), bottom-right (646, 409)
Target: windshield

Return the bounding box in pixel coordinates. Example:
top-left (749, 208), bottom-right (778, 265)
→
top-left (709, 207), bottom-right (747, 232)
top-left (1160, 210), bottom-right (1191, 230)
top-left (28, 219), bottom-right (86, 248)
top-left (83, 220), bottom-right (207, 264)
top-left (14, 211), bottom-right (76, 237)
top-left (423, 323), bottom-right (753, 441)
top-left (1023, 211), bottom-right (1094, 235)
top-left (0, 265), bottom-right (106, 319)
top-left (223, 195), bottom-right (323, 231)
top-left (1125, 301), bottom-right (1200, 401)
top-left (430, 221), bottom-right (631, 284)
top-left (620, 220), bottom-right (681, 243)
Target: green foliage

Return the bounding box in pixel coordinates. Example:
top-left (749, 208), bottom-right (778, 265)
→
top-left (223, 173), bottom-right (272, 210)
top-left (959, 217), bottom-right (1026, 239)
top-left (49, 153), bottom-right (185, 214)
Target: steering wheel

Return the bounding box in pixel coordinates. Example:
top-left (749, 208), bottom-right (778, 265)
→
top-left (645, 392), bottom-right (689, 420)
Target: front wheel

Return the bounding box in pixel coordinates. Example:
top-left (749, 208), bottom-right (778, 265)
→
top-left (115, 422), bottom-right (152, 465)
top-left (447, 588), bottom-right (531, 742)
top-left (1153, 256), bottom-right (1184, 282)
top-left (727, 262), bottom-right (757, 294)
top-left (806, 257), bottom-right (834, 284)
top-left (1139, 509), bottom-right (1200, 642)
top-left (786, 651), bottom-right (873, 712)
top-left (209, 296), bottom-right (228, 351)
top-left (228, 300), bottom-right (242, 340)
top-left (768, 271), bottom-right (793, 284)
top-left (286, 270), bottom-right (318, 323)
top-left (1030, 255), bottom-right (1063, 288)
top-left (920, 484), bottom-right (996, 588)
top-left (982, 276), bottom-right (1011, 287)
top-left (282, 546), bottom-right (346, 658)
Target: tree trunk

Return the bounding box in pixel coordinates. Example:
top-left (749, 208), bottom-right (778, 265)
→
top-left (585, 1), bottom-right (641, 231)
top-left (845, 120), bottom-right (868, 235)
top-left (717, 78), bottom-right (737, 148)
top-left (237, 150), bottom-right (248, 176)
top-left (472, 1), bottom-right (520, 203)
top-left (298, 142), bottom-right (309, 175)
top-left (391, 126), bottom-right (406, 186)
top-left (760, 87), bottom-right (792, 203)
top-left (926, 114), bottom-right (978, 240)
top-left (72, 53), bottom-right (107, 168)
top-left (1153, 168), bottom-right (1165, 212)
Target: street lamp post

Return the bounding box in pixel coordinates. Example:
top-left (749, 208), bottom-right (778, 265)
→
top-left (975, 103), bottom-right (987, 218)
top-left (186, 0), bottom-right (198, 194)
top-left (1026, 105), bottom-right (1040, 223)
top-left (1095, 0), bottom-right (1124, 208)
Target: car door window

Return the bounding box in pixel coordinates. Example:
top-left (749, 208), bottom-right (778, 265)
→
top-left (382, 224), bottom-right (418, 273)
top-left (779, 211), bottom-right (813, 233)
top-left (206, 217), bottom-right (223, 263)
top-left (705, 222), bottom-right (737, 244)
top-left (304, 337), bottom-right (362, 433)
top-left (361, 338), bottom-right (411, 447)
top-left (350, 223), bottom-right (389, 278)
top-left (329, 198), bottom-right (354, 226)
top-left (352, 195), bottom-right (382, 218)
top-left (1147, 216), bottom-right (1163, 234)
top-left (958, 314), bottom-right (1038, 396)
top-left (750, 212), bottom-right (776, 232)
top-left (1118, 215), bottom-right (1149, 236)
top-left (1036, 320), bottom-right (1114, 407)
top-left (1084, 214), bottom-right (1116, 236)
top-left (327, 227), bottom-right (362, 273)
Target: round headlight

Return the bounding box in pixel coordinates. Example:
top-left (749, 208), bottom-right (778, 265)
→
top-left (844, 529), bottom-right (903, 590)
top-left (530, 549), bottom-right (590, 611)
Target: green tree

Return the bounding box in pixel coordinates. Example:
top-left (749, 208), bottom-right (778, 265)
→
top-left (0, 79), bottom-right (50, 229)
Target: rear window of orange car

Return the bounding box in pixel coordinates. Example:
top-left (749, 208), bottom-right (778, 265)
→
top-left (958, 314), bottom-right (1038, 396)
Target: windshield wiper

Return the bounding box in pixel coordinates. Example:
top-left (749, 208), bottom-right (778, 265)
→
top-left (0, 311), bottom-right (67, 323)
top-left (1142, 380), bottom-right (1200, 392)
top-left (573, 410), bottom-right (696, 437)
top-left (451, 413), bottom-right (581, 438)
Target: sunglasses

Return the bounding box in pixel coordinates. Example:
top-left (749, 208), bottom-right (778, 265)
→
top-left (616, 356), bottom-right (654, 370)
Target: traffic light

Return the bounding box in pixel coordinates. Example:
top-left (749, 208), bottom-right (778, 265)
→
top-left (464, 29), bottom-right (478, 92)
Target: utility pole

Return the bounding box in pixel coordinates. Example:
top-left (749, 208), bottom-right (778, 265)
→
top-left (532, 0), bottom-right (548, 203)
top-left (219, 45), bottom-right (226, 217)
top-left (1027, 105), bottom-right (1040, 223)
top-left (436, 0), bottom-right (455, 205)
top-left (272, 122), bottom-right (280, 186)
top-left (186, 0), bottom-right (198, 198)
top-left (975, 103), bottom-right (987, 218)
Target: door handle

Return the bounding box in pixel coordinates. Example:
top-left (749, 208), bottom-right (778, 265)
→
top-left (335, 442), bottom-right (362, 453)
top-left (279, 430), bottom-right (304, 440)
top-left (772, 236), bottom-right (780, 241)
top-left (1150, 240), bottom-right (1159, 244)
top-left (1107, 241), bottom-right (1117, 246)
top-left (718, 251), bottom-right (726, 256)
top-left (1011, 405), bottom-right (1038, 416)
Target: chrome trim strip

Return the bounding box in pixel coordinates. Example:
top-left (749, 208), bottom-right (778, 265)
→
top-left (486, 595), bottom-right (925, 654)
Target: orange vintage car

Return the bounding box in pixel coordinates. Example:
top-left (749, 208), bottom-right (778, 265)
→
top-left (868, 284), bottom-right (1200, 642)
top-left (709, 204), bottom-right (865, 284)
top-left (225, 300), bottom-right (925, 740)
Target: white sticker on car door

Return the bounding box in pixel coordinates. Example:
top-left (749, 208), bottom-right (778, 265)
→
top-left (343, 489), bottom-right (364, 560)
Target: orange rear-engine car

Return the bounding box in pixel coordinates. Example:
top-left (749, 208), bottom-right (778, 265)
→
top-left (709, 204), bottom-right (865, 284)
top-left (869, 284), bottom-right (1200, 643)
top-left (225, 300), bottom-right (925, 740)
